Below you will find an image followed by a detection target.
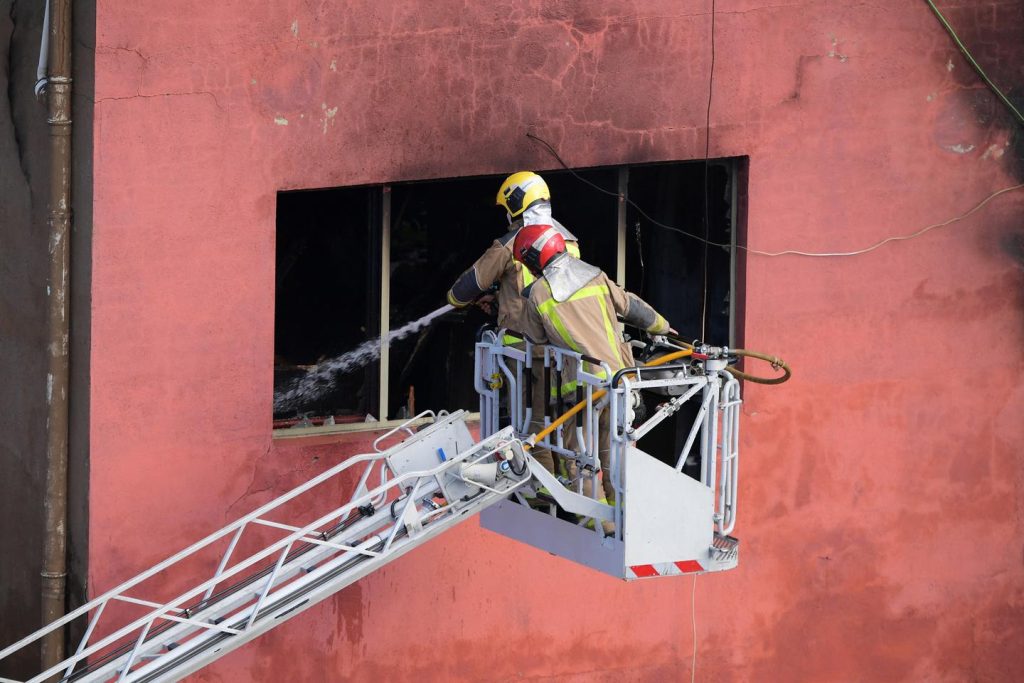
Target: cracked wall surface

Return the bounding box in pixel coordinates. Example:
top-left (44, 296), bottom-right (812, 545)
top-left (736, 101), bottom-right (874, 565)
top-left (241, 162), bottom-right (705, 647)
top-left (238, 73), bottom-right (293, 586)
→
top-left (75, 0), bottom-right (1024, 681)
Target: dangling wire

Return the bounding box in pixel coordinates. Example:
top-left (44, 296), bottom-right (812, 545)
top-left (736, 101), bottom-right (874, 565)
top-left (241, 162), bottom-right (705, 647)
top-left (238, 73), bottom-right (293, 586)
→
top-left (634, 219), bottom-right (646, 296)
top-left (700, 0), bottom-right (717, 340)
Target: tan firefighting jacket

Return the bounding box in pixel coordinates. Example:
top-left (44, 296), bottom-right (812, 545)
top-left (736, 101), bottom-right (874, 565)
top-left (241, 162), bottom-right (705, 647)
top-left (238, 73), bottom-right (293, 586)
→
top-left (520, 264), bottom-right (670, 384)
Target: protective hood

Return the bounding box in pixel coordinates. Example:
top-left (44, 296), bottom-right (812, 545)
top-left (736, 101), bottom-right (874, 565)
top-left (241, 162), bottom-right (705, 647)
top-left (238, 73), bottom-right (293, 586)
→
top-left (551, 217), bottom-right (578, 243)
top-left (543, 254), bottom-right (602, 302)
top-left (522, 202), bottom-right (551, 227)
top-left (520, 203), bottom-right (579, 243)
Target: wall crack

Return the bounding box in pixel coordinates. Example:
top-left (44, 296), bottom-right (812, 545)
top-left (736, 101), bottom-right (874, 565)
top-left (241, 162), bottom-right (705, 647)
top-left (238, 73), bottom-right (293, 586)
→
top-left (224, 443), bottom-right (273, 519)
top-left (95, 90), bottom-right (223, 111)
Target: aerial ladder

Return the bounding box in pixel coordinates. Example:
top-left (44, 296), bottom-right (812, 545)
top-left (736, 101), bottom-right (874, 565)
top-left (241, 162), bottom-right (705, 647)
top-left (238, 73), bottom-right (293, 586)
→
top-left (0, 332), bottom-right (785, 682)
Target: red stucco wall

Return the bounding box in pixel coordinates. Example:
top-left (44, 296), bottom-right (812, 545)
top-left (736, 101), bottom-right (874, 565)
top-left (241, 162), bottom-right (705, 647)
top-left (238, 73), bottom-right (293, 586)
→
top-left (87, 1), bottom-right (1024, 680)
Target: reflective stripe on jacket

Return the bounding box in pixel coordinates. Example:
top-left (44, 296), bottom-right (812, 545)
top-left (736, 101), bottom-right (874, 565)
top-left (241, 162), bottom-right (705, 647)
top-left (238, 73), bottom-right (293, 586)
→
top-left (521, 267), bottom-right (670, 395)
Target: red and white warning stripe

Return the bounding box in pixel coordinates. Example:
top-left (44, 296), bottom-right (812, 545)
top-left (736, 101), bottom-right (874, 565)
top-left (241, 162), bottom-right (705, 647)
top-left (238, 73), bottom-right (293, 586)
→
top-left (625, 560), bottom-right (705, 579)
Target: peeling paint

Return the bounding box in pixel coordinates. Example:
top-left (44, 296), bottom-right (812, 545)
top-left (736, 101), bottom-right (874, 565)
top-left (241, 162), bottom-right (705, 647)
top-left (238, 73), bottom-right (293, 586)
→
top-left (290, 19), bottom-right (299, 37)
top-left (827, 36), bottom-right (847, 63)
top-left (926, 92), bottom-right (936, 102)
top-left (46, 373), bottom-right (53, 403)
top-left (946, 58), bottom-right (955, 71)
top-left (981, 143), bottom-right (1006, 160)
top-left (274, 116), bottom-right (289, 126)
top-left (330, 59), bottom-right (337, 72)
top-left (944, 143), bottom-right (975, 154)
top-left (321, 104), bottom-right (338, 134)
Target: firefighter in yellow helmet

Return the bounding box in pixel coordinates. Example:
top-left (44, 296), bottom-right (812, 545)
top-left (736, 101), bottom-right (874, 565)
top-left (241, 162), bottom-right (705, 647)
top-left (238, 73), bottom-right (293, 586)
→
top-left (513, 224), bottom-right (675, 534)
top-left (445, 172), bottom-right (579, 475)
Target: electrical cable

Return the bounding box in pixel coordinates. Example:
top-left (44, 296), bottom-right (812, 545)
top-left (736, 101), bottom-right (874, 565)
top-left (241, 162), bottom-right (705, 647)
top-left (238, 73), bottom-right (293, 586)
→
top-left (701, 0), bottom-right (717, 340)
top-left (923, 0), bottom-right (1024, 127)
top-left (509, 449), bottom-right (528, 476)
top-left (634, 219), bottom-right (645, 296)
top-left (526, 132), bottom-right (1024, 259)
top-left (747, 183), bottom-right (1024, 257)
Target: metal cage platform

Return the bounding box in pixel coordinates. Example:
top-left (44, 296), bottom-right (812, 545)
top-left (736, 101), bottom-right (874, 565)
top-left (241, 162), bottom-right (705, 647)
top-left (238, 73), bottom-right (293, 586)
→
top-left (475, 332), bottom-right (741, 580)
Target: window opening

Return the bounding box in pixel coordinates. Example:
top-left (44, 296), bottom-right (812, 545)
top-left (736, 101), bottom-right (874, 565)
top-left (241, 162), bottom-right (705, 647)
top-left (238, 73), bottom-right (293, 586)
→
top-left (386, 177), bottom-right (501, 420)
top-left (273, 186), bottom-right (381, 425)
top-left (273, 159), bottom-right (743, 437)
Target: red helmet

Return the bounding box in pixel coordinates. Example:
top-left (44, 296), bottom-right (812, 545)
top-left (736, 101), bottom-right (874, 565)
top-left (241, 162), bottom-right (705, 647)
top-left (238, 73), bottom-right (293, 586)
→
top-left (513, 225), bottom-right (566, 274)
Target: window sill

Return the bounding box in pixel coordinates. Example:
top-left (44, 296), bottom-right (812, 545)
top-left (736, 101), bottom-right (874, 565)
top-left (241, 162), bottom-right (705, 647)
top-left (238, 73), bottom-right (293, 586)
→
top-left (272, 412), bottom-right (481, 441)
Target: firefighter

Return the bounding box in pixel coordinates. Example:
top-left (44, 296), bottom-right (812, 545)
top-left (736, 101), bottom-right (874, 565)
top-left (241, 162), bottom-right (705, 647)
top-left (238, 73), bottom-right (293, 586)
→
top-left (445, 172), bottom-right (579, 475)
top-left (512, 224), bottom-right (675, 534)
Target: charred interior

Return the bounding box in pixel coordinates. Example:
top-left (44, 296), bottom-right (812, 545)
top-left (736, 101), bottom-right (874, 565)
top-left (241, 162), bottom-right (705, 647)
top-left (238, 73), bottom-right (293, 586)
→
top-left (626, 162), bottom-right (737, 473)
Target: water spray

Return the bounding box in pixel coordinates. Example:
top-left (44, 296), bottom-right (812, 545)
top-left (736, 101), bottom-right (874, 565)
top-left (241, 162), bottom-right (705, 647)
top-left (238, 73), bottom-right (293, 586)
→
top-left (274, 304), bottom-right (455, 413)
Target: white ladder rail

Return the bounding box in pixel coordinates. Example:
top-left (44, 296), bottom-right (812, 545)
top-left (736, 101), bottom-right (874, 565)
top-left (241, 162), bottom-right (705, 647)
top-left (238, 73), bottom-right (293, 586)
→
top-left (0, 413), bottom-right (527, 683)
top-left (36, 471), bottom-right (401, 681)
top-left (129, 473), bottom-right (525, 683)
top-left (0, 444), bottom-right (396, 665)
top-left (89, 426), bottom-right (523, 681)
top-left (120, 441), bottom-right (528, 683)
top-left (91, 432), bottom-right (520, 682)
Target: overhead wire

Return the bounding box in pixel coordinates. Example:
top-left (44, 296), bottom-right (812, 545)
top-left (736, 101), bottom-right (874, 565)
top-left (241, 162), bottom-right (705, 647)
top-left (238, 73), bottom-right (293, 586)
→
top-left (746, 184), bottom-right (1024, 256)
top-left (700, 0), bottom-right (717, 340)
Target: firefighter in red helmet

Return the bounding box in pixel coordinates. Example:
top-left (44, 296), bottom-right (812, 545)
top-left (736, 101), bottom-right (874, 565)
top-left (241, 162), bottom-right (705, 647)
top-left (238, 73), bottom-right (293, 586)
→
top-left (513, 224), bottom-right (675, 533)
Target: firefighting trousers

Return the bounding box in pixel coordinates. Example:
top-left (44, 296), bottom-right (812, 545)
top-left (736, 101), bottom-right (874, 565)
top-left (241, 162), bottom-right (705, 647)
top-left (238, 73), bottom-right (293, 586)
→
top-left (528, 360), bottom-right (556, 475)
top-left (560, 407), bottom-right (615, 506)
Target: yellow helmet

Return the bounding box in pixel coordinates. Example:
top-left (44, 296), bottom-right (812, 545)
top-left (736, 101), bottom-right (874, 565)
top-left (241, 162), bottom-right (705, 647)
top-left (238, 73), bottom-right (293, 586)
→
top-left (496, 171), bottom-right (550, 219)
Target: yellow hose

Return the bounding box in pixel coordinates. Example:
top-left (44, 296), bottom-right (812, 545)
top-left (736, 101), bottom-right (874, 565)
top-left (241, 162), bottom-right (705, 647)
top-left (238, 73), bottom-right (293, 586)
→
top-left (528, 349), bottom-right (693, 447)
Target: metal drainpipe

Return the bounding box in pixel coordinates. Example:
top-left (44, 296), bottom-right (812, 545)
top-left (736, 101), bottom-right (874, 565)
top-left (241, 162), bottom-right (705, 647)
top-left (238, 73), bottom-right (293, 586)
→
top-left (41, 0), bottom-right (73, 674)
